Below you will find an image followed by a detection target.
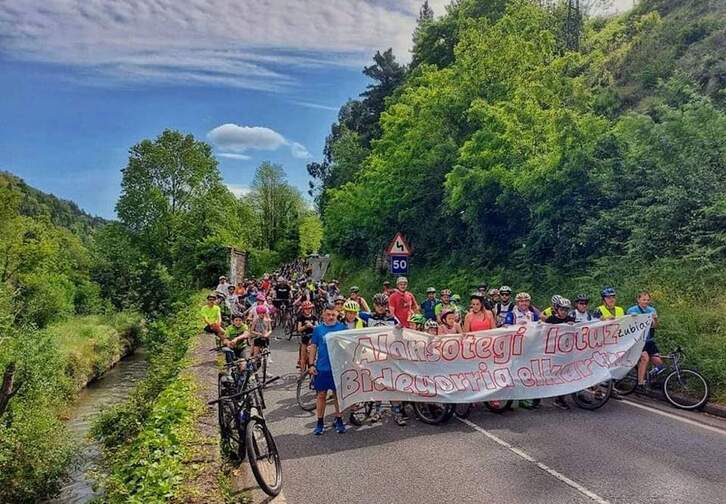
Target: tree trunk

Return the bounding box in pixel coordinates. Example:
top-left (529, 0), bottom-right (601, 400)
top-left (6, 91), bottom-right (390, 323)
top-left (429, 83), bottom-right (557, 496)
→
top-left (0, 362), bottom-right (18, 417)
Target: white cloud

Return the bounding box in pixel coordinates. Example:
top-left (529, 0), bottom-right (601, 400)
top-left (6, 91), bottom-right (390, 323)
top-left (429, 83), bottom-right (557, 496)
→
top-left (208, 123), bottom-right (312, 160)
top-left (217, 152), bottom-right (252, 160)
top-left (208, 124), bottom-right (287, 152)
top-left (0, 1), bottom-right (450, 90)
top-left (290, 142), bottom-right (312, 159)
top-left (291, 100), bottom-right (340, 112)
top-left (226, 183), bottom-right (252, 198)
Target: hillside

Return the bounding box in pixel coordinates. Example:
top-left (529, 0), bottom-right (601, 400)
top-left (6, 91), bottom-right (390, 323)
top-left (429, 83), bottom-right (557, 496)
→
top-left (0, 171), bottom-right (106, 238)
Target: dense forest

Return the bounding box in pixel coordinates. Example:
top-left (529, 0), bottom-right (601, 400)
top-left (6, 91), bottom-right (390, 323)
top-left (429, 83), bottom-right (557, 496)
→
top-left (309, 0), bottom-right (725, 396)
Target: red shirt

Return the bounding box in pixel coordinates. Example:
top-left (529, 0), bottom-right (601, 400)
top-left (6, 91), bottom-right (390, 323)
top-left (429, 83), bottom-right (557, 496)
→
top-left (388, 290), bottom-right (417, 328)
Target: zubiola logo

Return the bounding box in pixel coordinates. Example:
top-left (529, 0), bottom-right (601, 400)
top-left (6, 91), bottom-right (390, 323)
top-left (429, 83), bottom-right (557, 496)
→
top-left (327, 315), bottom-right (652, 410)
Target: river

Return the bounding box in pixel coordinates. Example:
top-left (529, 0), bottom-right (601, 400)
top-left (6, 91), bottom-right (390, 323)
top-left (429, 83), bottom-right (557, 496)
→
top-left (47, 349), bottom-right (149, 504)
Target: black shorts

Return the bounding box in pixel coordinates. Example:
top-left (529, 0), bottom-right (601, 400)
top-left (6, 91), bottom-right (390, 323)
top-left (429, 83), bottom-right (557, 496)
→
top-left (253, 337), bottom-right (269, 348)
top-left (204, 324), bottom-right (220, 334)
top-left (301, 333), bottom-right (312, 345)
top-left (643, 340), bottom-right (660, 356)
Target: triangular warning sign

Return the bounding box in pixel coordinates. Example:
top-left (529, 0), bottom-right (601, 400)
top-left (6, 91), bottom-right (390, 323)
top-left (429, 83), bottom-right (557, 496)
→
top-left (386, 232), bottom-right (412, 256)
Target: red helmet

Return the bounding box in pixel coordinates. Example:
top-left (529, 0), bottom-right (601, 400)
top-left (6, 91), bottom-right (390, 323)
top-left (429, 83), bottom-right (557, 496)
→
top-left (302, 301), bottom-right (314, 310)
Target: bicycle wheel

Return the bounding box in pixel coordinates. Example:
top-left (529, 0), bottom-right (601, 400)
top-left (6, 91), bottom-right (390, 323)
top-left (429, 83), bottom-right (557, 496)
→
top-left (571, 381), bottom-right (612, 410)
top-left (663, 369), bottom-right (709, 410)
top-left (296, 372), bottom-right (317, 412)
top-left (245, 418), bottom-right (283, 496)
top-left (350, 402), bottom-right (375, 426)
top-left (413, 402), bottom-right (454, 425)
top-left (485, 400), bottom-right (513, 413)
top-left (614, 367), bottom-right (638, 395)
top-left (454, 403), bottom-right (473, 419)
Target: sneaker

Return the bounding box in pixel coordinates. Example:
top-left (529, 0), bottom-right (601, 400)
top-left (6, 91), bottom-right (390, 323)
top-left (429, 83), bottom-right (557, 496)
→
top-left (553, 398), bottom-right (570, 410)
top-left (369, 412), bottom-right (382, 424)
top-left (520, 399), bottom-right (541, 410)
top-left (635, 384), bottom-right (647, 394)
top-left (401, 408), bottom-right (410, 420)
top-left (394, 413), bottom-right (407, 426)
top-left (313, 423), bottom-right (324, 436)
top-left (334, 417), bottom-right (346, 434)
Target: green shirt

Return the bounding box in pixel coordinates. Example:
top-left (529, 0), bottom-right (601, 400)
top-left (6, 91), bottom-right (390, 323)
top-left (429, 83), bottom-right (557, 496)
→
top-left (200, 304), bottom-right (221, 325)
top-left (225, 324), bottom-right (249, 347)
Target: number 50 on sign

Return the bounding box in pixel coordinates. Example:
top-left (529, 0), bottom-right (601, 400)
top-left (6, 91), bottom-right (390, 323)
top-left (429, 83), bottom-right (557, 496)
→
top-left (390, 255), bottom-right (409, 275)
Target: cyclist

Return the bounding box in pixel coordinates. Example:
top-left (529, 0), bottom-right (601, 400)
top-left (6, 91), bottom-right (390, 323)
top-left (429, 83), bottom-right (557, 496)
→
top-left (494, 286), bottom-right (515, 327)
top-left (333, 295), bottom-right (346, 320)
top-left (424, 319), bottom-right (439, 336)
top-left (438, 308), bottom-right (463, 335)
top-left (326, 282), bottom-right (340, 304)
top-left (273, 276), bottom-right (292, 322)
top-left (488, 288), bottom-right (500, 305)
top-left (382, 280), bottom-right (393, 297)
top-left (476, 283), bottom-right (488, 297)
top-left (359, 293), bottom-right (400, 327)
top-left (594, 287), bottom-right (624, 319)
top-left (627, 291), bottom-right (664, 392)
top-left (260, 273), bottom-right (272, 294)
top-left (435, 289), bottom-right (456, 323)
top-left (201, 293), bottom-right (225, 338)
top-left (250, 305), bottom-right (272, 359)
top-left (503, 292), bottom-right (540, 325)
top-left (409, 313), bottom-right (427, 331)
top-left (388, 276), bottom-right (419, 328)
top-left (463, 293), bottom-right (496, 332)
top-left (215, 275), bottom-right (230, 298)
top-left (570, 293), bottom-right (593, 322)
top-left (225, 284), bottom-right (238, 311)
top-left (308, 304), bottom-right (347, 435)
top-left (222, 314), bottom-right (250, 361)
top-left (540, 295), bottom-right (564, 321)
top-left (296, 301), bottom-right (318, 370)
top-left (245, 292), bottom-right (269, 321)
top-left (420, 287), bottom-right (439, 321)
top-left (544, 298), bottom-right (575, 410)
top-left (342, 300), bottom-right (365, 329)
top-left (235, 281), bottom-right (246, 296)
top-left (348, 286), bottom-right (370, 312)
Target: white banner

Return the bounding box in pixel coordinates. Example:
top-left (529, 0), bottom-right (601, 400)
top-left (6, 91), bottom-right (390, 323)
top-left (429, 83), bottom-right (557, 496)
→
top-left (328, 315), bottom-right (652, 410)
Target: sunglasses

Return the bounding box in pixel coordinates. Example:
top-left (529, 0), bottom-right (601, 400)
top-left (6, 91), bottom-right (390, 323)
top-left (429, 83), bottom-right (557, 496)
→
top-left (335, 301), bottom-right (344, 305)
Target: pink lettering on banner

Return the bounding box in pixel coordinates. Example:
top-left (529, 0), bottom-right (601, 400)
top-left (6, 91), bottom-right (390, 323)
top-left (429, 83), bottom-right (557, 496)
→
top-left (340, 369), bottom-right (360, 400)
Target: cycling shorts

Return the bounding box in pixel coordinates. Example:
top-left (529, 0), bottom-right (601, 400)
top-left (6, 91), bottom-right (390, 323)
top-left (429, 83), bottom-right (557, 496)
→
top-left (643, 341), bottom-right (660, 356)
top-left (204, 324), bottom-right (222, 334)
top-left (253, 337), bottom-right (269, 348)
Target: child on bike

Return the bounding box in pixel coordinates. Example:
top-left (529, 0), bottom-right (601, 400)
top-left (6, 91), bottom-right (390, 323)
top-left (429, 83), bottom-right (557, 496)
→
top-left (250, 305), bottom-right (272, 359)
top-left (201, 293), bottom-right (225, 338)
top-left (222, 314), bottom-right (250, 362)
top-left (296, 301), bottom-right (317, 370)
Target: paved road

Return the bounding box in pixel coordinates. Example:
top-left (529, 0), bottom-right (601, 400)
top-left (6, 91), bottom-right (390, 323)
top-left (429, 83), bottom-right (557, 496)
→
top-left (258, 331), bottom-right (726, 504)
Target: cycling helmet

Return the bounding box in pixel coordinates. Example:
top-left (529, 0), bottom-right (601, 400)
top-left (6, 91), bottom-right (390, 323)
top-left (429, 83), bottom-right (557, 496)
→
top-left (426, 287), bottom-right (436, 294)
top-left (499, 286), bottom-right (512, 295)
top-left (383, 281), bottom-right (390, 287)
top-left (256, 292), bottom-right (266, 301)
top-left (574, 293), bottom-right (589, 303)
top-left (396, 276), bottom-right (408, 285)
top-left (263, 273), bottom-right (270, 279)
top-left (343, 300), bottom-right (360, 313)
top-left (329, 282), bottom-right (336, 287)
top-left (207, 293), bottom-right (217, 300)
top-left (551, 294), bottom-right (564, 307)
top-left (277, 276), bottom-right (285, 283)
top-left (440, 308), bottom-right (456, 321)
top-left (219, 275), bottom-right (227, 281)
top-left (424, 319), bottom-right (439, 330)
top-left (441, 289), bottom-right (452, 296)
top-left (601, 287), bottom-right (616, 298)
top-left (255, 305), bottom-right (267, 315)
top-left (350, 286), bottom-right (360, 293)
top-left (334, 295), bottom-right (346, 302)
top-left (451, 294), bottom-right (461, 303)
top-left (373, 293), bottom-right (389, 306)
top-left (556, 298), bottom-right (572, 310)
top-left (516, 292), bottom-right (531, 301)
top-left (302, 300), bottom-right (314, 310)
top-left (470, 292), bottom-right (486, 301)
top-left (409, 313), bottom-right (427, 325)
top-left (488, 288), bottom-right (500, 296)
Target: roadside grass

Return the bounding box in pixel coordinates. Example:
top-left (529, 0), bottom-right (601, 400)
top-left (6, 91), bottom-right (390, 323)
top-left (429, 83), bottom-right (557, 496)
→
top-left (328, 255), bottom-right (726, 403)
top-left (92, 293), bottom-right (216, 504)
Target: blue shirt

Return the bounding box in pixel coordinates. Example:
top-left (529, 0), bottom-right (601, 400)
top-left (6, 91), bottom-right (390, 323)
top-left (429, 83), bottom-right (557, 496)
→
top-left (359, 311), bottom-right (399, 327)
top-left (312, 321), bottom-right (346, 372)
top-left (421, 298), bottom-right (439, 320)
top-left (627, 304), bottom-right (657, 341)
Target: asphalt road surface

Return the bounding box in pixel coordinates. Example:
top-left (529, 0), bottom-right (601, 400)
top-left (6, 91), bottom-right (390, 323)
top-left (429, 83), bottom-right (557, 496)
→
top-left (258, 330), bottom-right (726, 504)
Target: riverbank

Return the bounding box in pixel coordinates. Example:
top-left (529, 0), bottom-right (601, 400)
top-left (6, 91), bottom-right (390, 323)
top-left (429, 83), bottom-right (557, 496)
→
top-left (329, 255), bottom-right (726, 403)
top-left (91, 293), bottom-right (229, 504)
top-left (0, 311), bottom-right (145, 503)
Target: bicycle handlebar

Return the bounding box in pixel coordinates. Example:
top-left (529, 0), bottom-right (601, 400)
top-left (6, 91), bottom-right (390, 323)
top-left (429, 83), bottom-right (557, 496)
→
top-left (207, 375), bottom-right (281, 405)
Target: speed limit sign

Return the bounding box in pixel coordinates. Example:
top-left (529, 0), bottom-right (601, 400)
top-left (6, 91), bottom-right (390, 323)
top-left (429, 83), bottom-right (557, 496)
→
top-left (389, 255), bottom-right (409, 275)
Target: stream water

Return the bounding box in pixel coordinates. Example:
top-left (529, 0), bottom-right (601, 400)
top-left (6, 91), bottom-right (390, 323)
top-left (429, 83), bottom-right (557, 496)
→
top-left (47, 349), bottom-right (149, 504)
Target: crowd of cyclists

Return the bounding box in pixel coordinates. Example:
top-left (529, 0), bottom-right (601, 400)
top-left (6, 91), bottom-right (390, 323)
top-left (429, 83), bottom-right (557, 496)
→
top-left (201, 260), bottom-right (663, 435)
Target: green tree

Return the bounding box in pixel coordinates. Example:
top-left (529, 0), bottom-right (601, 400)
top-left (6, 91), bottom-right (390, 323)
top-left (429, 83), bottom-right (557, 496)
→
top-left (299, 213), bottom-right (324, 255)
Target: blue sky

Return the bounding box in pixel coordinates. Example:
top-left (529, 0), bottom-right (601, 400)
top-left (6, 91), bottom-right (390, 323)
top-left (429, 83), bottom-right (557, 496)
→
top-left (0, 0), bottom-right (632, 218)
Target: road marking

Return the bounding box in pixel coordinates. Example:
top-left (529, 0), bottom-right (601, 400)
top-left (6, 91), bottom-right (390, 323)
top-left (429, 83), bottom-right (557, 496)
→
top-left (456, 417), bottom-right (610, 504)
top-left (622, 399), bottom-right (726, 436)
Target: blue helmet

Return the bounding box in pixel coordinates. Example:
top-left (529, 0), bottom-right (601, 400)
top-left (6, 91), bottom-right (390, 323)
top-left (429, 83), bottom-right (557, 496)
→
top-left (601, 287), bottom-right (616, 298)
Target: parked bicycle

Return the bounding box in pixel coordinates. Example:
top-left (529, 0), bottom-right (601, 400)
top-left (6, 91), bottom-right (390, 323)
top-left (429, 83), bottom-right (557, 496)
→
top-left (210, 347), bottom-right (283, 496)
top-left (614, 346), bottom-right (709, 410)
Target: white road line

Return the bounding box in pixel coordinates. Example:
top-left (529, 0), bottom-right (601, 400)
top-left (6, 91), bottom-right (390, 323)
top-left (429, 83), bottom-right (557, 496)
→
top-left (622, 399), bottom-right (726, 436)
top-left (456, 417), bottom-right (611, 504)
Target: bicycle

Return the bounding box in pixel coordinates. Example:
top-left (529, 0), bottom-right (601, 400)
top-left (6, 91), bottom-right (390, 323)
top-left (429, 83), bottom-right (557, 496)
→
top-left (614, 346), bottom-right (709, 410)
top-left (453, 400), bottom-right (514, 418)
top-left (210, 348), bottom-right (283, 496)
top-left (296, 363), bottom-right (316, 412)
